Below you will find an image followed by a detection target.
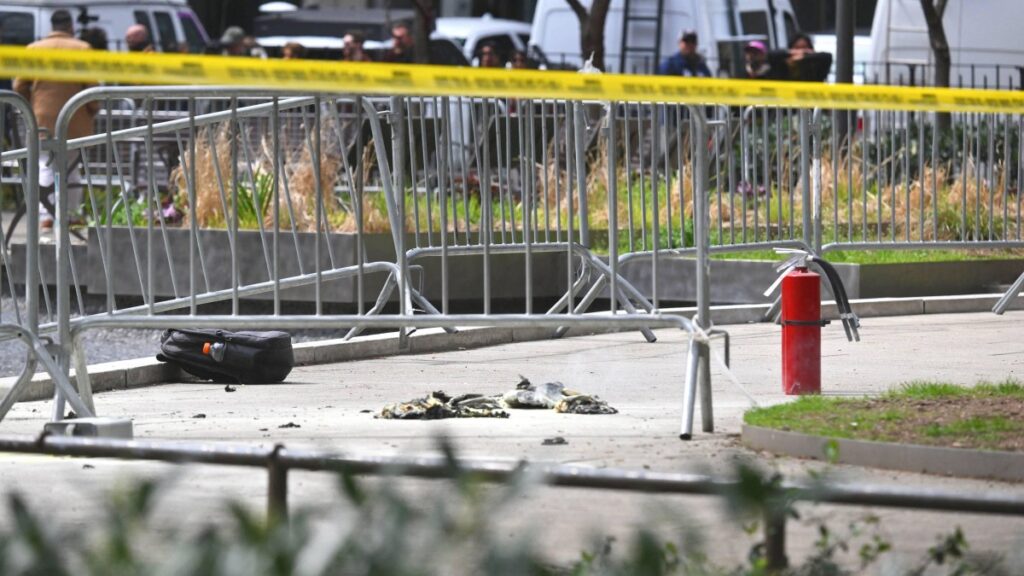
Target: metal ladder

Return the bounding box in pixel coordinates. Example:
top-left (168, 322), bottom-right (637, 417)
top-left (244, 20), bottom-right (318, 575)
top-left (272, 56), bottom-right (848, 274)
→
top-left (618, 0), bottom-right (665, 74)
top-left (881, 0), bottom-right (931, 85)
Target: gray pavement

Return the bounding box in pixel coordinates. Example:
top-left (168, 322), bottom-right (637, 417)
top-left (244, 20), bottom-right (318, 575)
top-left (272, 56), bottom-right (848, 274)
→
top-left (1, 311), bottom-right (1023, 571)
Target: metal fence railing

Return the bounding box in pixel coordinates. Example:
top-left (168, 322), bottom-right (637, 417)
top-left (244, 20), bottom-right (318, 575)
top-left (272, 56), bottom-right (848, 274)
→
top-left (2, 434), bottom-right (1024, 571)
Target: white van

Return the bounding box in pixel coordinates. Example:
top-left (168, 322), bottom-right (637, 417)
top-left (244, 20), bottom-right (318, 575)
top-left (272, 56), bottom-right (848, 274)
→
top-left (530, 0), bottom-right (800, 75)
top-left (0, 0), bottom-right (210, 53)
top-left (868, 0), bottom-right (1024, 89)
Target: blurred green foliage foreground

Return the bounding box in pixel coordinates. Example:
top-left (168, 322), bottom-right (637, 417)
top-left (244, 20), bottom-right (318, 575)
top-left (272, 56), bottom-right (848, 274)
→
top-left (0, 441), bottom-right (1008, 576)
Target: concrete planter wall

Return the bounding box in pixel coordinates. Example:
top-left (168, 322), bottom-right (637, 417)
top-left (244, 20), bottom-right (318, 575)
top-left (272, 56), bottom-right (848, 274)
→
top-left (615, 256), bottom-right (1024, 305)
top-left (11, 227), bottom-right (569, 306)
top-left (8, 227), bottom-right (1022, 306)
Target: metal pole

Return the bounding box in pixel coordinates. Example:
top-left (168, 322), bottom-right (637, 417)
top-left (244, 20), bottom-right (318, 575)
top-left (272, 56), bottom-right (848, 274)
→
top-left (799, 110), bottom-right (814, 253)
top-left (53, 134), bottom-right (69, 421)
top-left (764, 505), bottom-right (789, 572)
top-left (835, 0), bottom-right (855, 140)
top-left (8, 436), bottom-right (1024, 518)
top-left (573, 102), bottom-right (589, 248)
top-left (812, 110), bottom-right (823, 255)
top-left (607, 102), bottom-right (618, 314)
top-left (16, 98), bottom-right (40, 334)
top-left (267, 445), bottom-right (289, 523)
top-left (391, 97), bottom-right (410, 348)
top-left (679, 336), bottom-right (701, 440)
top-left (689, 107), bottom-right (711, 331)
top-left (688, 106), bottom-right (714, 434)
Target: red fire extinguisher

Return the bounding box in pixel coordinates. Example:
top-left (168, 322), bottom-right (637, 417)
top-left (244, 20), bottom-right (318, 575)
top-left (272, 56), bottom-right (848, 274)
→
top-left (781, 267), bottom-right (822, 395)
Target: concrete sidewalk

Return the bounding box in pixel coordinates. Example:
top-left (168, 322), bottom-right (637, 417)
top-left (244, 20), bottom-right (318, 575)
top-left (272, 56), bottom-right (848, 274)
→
top-left (1, 311), bottom-right (1023, 570)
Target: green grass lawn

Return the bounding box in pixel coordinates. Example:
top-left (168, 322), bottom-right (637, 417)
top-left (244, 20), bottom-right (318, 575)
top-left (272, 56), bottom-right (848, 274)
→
top-left (714, 248), bottom-right (1024, 265)
top-left (744, 379), bottom-right (1024, 451)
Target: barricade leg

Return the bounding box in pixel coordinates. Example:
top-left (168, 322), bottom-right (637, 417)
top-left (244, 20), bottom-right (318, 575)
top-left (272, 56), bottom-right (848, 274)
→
top-left (71, 332), bottom-right (95, 414)
top-left (0, 326), bottom-right (94, 422)
top-left (993, 270), bottom-right (1024, 315)
top-left (0, 356), bottom-right (36, 423)
top-left (679, 337), bottom-right (703, 440)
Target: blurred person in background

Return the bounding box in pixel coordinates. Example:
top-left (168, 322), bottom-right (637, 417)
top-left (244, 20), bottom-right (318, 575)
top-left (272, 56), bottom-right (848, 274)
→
top-left (477, 42), bottom-right (502, 68)
top-left (658, 30), bottom-right (711, 78)
top-left (14, 10), bottom-right (98, 229)
top-left (282, 42), bottom-right (306, 60)
top-left (220, 26), bottom-right (247, 56)
top-left (243, 36), bottom-right (267, 59)
top-left (510, 50), bottom-right (529, 69)
top-left (343, 31), bottom-right (373, 62)
top-left (384, 23), bottom-right (415, 63)
top-left (782, 34), bottom-right (832, 82)
top-left (743, 35), bottom-right (831, 82)
top-left (80, 27), bottom-right (108, 51)
top-left (743, 40), bottom-right (775, 80)
top-left (125, 24), bottom-right (153, 52)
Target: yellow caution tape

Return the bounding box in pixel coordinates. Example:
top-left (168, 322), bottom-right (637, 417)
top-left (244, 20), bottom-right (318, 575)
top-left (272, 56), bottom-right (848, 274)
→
top-left (2, 45), bottom-right (1023, 114)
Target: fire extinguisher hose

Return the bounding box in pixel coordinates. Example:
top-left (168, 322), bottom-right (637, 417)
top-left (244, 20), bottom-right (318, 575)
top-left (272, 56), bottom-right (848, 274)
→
top-left (807, 255), bottom-right (860, 342)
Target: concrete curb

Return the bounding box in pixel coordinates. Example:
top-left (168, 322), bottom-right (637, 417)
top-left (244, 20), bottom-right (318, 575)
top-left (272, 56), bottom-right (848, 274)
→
top-left (2, 293), bottom-right (1020, 403)
top-left (742, 424), bottom-right (1024, 483)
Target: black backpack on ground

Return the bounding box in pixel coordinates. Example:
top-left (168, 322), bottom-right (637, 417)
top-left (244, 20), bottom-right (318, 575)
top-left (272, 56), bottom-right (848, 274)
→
top-left (157, 329), bottom-right (294, 384)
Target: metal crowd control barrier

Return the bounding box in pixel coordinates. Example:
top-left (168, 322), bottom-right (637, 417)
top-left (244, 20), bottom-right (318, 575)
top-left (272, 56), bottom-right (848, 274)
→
top-left (26, 86), bottom-right (719, 439)
top-left (810, 108), bottom-right (1023, 313)
top-left (359, 96), bottom-right (660, 343)
top-left (4, 82), bottom-right (1023, 436)
top-left (600, 101), bottom-right (1022, 316)
top-left (0, 91), bottom-right (94, 425)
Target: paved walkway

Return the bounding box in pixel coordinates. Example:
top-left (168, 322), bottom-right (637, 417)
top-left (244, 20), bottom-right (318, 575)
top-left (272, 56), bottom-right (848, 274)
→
top-left (1, 311), bottom-right (1023, 571)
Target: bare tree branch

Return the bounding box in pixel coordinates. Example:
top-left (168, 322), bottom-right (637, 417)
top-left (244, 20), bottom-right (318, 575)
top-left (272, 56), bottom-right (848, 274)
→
top-left (935, 0), bottom-right (949, 17)
top-left (564, 0), bottom-right (588, 23)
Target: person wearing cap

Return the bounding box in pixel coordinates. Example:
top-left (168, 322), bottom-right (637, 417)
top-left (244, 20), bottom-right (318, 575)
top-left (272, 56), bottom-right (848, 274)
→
top-left (743, 40), bottom-right (779, 80)
top-left (14, 10), bottom-right (98, 230)
top-left (743, 37), bottom-right (831, 82)
top-left (220, 26), bottom-right (247, 56)
top-left (658, 30), bottom-right (711, 78)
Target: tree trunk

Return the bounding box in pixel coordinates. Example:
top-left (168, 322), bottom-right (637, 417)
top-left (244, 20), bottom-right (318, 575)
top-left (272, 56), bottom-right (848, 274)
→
top-left (411, 0), bottom-right (435, 65)
top-left (920, 0), bottom-right (951, 133)
top-left (565, 0), bottom-right (612, 71)
top-left (919, 0), bottom-right (951, 88)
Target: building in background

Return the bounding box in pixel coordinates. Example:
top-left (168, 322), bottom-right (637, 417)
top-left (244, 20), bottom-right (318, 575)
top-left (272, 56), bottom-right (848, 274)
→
top-left (188, 0), bottom-right (882, 50)
top-left (789, 0), bottom-right (876, 33)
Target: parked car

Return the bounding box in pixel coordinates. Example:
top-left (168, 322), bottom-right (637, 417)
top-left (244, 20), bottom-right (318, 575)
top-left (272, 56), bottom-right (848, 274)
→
top-left (434, 15), bottom-right (532, 66)
top-left (257, 32), bottom-right (469, 67)
top-left (254, 7), bottom-right (414, 53)
top-left (0, 0), bottom-right (209, 52)
top-left (363, 33), bottom-right (470, 67)
top-left (530, 0), bottom-right (801, 75)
